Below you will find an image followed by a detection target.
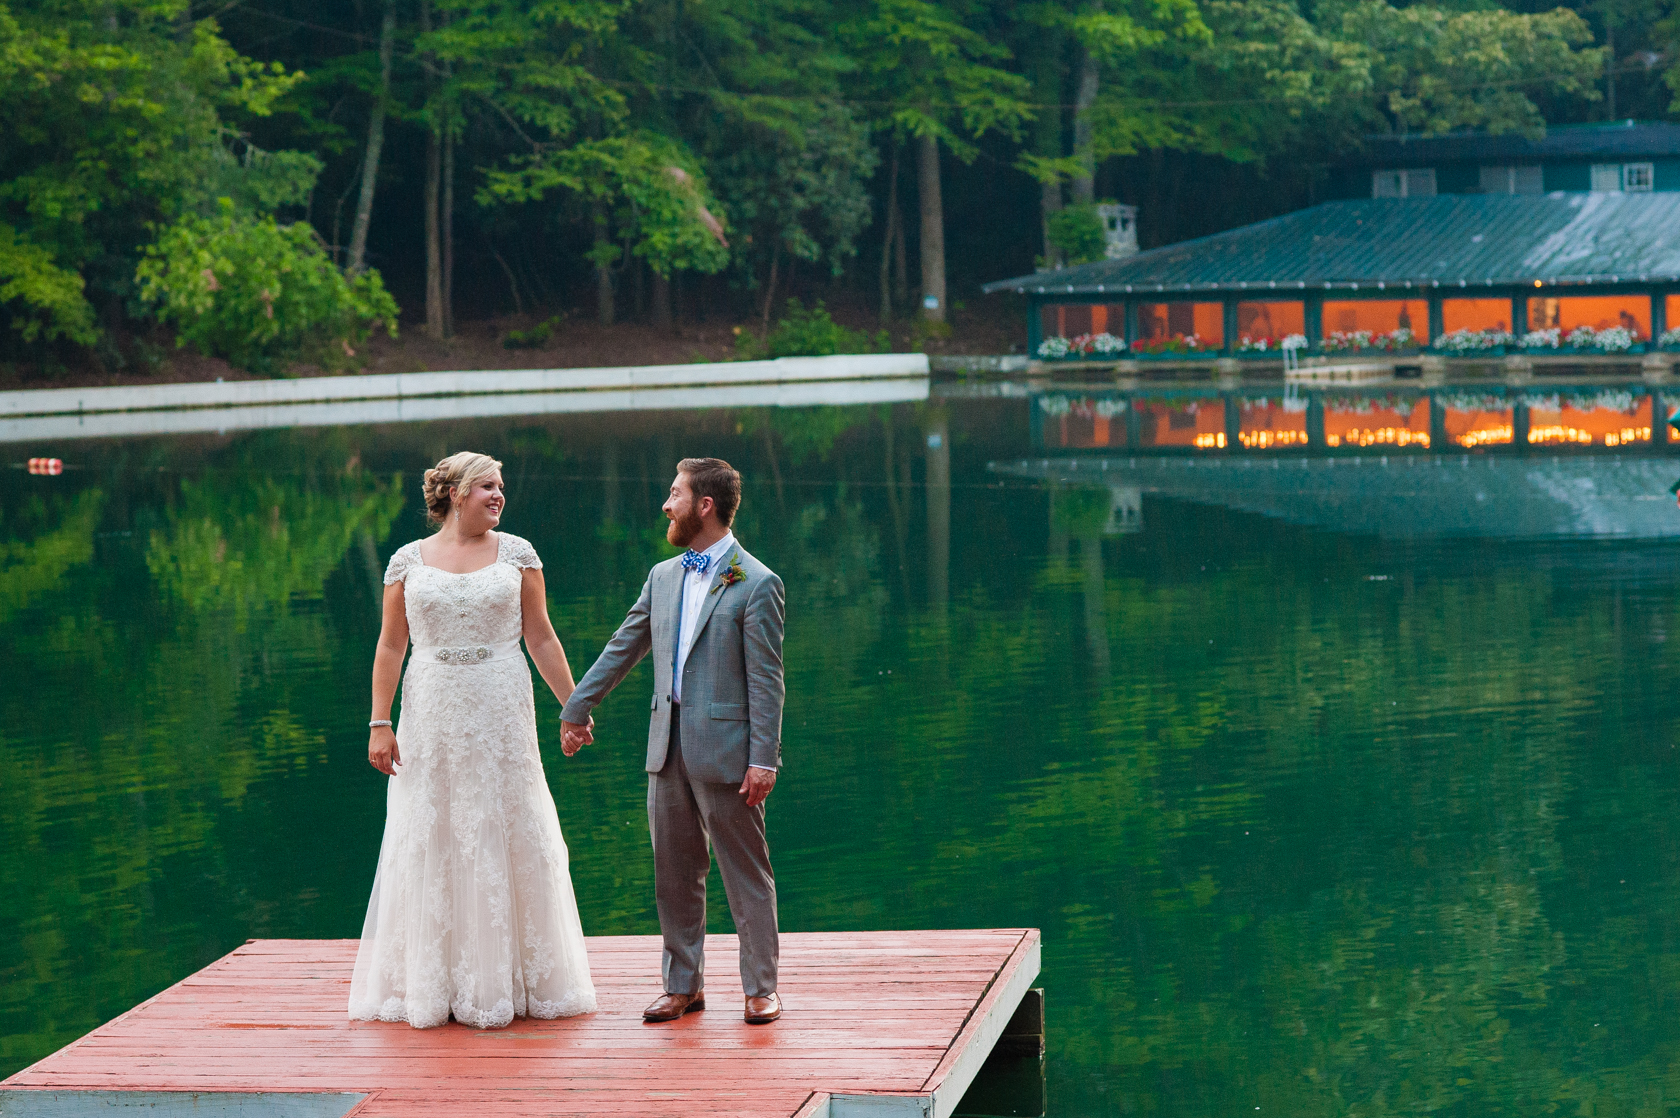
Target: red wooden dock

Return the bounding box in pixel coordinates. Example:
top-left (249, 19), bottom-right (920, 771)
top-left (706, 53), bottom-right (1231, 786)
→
top-left (1, 929), bottom-right (1040, 1118)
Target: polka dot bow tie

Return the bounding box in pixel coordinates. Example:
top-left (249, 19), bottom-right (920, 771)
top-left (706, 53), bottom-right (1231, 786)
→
top-left (681, 549), bottom-right (713, 575)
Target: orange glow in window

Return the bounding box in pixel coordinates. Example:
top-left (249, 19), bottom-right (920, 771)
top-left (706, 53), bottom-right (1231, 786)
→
top-left (1138, 399), bottom-right (1226, 448)
top-left (1441, 299), bottom-right (1512, 334)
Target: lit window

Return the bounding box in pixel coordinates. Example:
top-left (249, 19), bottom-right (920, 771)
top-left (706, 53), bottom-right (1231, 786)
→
top-left (1373, 169), bottom-right (1436, 198)
top-left (1592, 163), bottom-right (1623, 192)
top-left (1624, 162), bottom-right (1654, 191)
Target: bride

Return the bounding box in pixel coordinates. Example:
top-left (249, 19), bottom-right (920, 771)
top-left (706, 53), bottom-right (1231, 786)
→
top-left (348, 451), bottom-right (597, 1028)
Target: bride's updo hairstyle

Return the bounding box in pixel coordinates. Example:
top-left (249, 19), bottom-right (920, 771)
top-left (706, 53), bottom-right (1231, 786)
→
top-left (423, 451), bottom-right (503, 526)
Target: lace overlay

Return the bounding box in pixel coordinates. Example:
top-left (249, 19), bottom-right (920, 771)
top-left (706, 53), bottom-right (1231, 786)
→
top-left (350, 532), bottom-right (595, 1029)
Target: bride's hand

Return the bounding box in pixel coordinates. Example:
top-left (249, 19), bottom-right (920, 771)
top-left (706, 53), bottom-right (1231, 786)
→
top-left (369, 726), bottom-right (401, 775)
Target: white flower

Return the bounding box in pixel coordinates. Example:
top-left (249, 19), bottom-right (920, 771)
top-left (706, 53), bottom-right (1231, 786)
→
top-left (1037, 336), bottom-right (1071, 359)
top-left (1521, 328), bottom-right (1561, 349)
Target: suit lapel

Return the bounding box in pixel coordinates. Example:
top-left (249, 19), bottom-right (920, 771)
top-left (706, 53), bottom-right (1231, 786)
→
top-left (657, 560), bottom-right (682, 671)
top-left (688, 545), bottom-right (741, 650)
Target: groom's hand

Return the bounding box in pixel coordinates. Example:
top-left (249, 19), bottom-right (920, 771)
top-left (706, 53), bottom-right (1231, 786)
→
top-left (561, 717), bottom-right (593, 756)
top-left (739, 767), bottom-right (776, 807)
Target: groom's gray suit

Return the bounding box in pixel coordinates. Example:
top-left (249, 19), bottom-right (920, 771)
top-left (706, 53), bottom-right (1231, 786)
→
top-left (561, 541), bottom-right (785, 997)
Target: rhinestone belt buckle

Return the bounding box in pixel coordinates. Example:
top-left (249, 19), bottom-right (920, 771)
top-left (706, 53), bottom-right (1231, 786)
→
top-left (435, 645), bottom-right (493, 665)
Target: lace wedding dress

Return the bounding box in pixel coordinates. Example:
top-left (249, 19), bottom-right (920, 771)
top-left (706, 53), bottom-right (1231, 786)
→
top-left (348, 532), bottom-right (596, 1028)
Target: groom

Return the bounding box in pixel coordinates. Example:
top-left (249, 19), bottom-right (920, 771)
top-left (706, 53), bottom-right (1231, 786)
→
top-left (560, 457), bottom-right (786, 1024)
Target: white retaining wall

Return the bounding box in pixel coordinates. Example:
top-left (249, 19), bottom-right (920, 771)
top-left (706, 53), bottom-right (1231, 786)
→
top-left (0, 352), bottom-right (930, 418)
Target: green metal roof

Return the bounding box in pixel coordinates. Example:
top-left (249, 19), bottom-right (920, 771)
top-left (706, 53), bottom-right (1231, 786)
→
top-left (984, 193), bottom-right (1680, 297)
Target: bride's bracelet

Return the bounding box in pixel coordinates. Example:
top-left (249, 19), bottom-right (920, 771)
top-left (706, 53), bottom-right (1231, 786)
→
top-left (369, 719), bottom-right (393, 729)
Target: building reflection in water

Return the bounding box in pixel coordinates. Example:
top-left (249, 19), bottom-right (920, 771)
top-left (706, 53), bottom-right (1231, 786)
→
top-left (1032, 385), bottom-right (1674, 455)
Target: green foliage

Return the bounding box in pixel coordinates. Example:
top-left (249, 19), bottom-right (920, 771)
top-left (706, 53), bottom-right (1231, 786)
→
top-left (486, 132), bottom-right (730, 279)
top-left (735, 299), bottom-right (889, 359)
top-left (0, 0), bottom-right (308, 352)
top-left (503, 316), bottom-right (561, 349)
top-left (0, 224), bottom-right (96, 344)
top-left (136, 203), bottom-right (399, 374)
top-left (1046, 204), bottom-right (1110, 267)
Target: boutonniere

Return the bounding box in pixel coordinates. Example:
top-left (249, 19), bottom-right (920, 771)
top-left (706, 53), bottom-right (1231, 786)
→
top-left (711, 552), bottom-right (746, 595)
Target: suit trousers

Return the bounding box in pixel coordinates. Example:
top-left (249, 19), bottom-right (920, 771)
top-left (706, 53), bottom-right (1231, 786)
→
top-left (649, 707), bottom-right (779, 997)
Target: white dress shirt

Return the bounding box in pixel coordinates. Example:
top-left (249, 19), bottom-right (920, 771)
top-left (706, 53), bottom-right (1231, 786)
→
top-left (673, 531), bottom-right (735, 703)
top-left (672, 532), bottom-right (773, 773)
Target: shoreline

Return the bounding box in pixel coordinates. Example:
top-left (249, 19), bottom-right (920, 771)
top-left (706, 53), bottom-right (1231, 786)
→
top-left (0, 353), bottom-right (930, 420)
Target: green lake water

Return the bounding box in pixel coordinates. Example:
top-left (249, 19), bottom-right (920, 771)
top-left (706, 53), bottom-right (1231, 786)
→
top-left (6, 396), bottom-right (1680, 1114)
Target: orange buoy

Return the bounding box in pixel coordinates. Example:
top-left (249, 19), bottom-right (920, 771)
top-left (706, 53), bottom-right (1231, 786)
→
top-left (27, 457), bottom-right (63, 476)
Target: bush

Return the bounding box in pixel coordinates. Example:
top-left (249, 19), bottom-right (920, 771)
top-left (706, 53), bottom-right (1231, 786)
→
top-left (503, 316), bottom-right (561, 349)
top-left (1045, 204), bottom-right (1108, 266)
top-left (735, 299), bottom-right (889, 359)
top-left (136, 202), bottom-right (399, 374)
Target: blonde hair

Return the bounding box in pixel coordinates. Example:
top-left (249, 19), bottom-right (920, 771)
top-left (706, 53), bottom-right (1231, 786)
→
top-left (422, 451), bottom-right (503, 526)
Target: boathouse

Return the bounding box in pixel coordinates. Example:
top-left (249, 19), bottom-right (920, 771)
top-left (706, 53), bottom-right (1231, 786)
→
top-left (983, 191), bottom-right (1680, 365)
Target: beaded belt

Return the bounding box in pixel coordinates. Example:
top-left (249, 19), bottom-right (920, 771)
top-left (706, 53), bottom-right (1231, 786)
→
top-left (411, 638), bottom-right (523, 666)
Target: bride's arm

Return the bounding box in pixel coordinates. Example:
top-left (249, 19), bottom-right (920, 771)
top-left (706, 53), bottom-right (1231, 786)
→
top-left (521, 568), bottom-right (579, 707)
top-left (369, 581), bottom-right (409, 775)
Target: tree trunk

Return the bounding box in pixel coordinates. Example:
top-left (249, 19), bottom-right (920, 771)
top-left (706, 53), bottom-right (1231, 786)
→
top-left (879, 144), bottom-right (899, 324)
top-left (594, 207), bottom-right (614, 326)
top-left (347, 0), bottom-right (397, 275)
top-left (916, 132), bottom-right (946, 323)
top-left (1071, 45), bottom-right (1099, 205)
top-left (761, 244), bottom-right (780, 331)
top-left (424, 131), bottom-right (444, 339)
top-left (1606, 21), bottom-right (1617, 121)
top-left (492, 248), bottom-right (524, 315)
top-left (651, 271), bottom-right (673, 330)
top-left (442, 130), bottom-right (454, 336)
top-left (1033, 32), bottom-right (1065, 266)
top-left (893, 190), bottom-right (909, 304)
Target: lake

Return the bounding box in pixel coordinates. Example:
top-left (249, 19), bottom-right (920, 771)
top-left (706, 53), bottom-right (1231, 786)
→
top-left (5, 387), bottom-right (1680, 1114)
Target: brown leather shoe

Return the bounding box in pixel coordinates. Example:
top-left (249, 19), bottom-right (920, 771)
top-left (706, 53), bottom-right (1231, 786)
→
top-left (744, 992), bottom-right (782, 1024)
top-left (643, 990), bottom-right (705, 1022)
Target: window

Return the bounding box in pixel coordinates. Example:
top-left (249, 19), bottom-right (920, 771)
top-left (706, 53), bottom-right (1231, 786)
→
top-left (1040, 303), bottom-right (1125, 342)
top-left (1373, 169), bottom-right (1436, 198)
top-left (1526, 295), bottom-right (1650, 339)
top-left (1479, 165), bottom-right (1543, 194)
top-left (1441, 298), bottom-right (1512, 334)
top-left (1235, 301), bottom-right (1305, 345)
top-left (1590, 163), bottom-right (1653, 192)
top-left (1321, 299), bottom-right (1429, 345)
top-left (1134, 302), bottom-right (1224, 349)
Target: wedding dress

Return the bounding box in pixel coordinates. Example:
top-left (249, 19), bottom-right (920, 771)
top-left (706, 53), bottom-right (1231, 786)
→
top-left (348, 532), bottom-right (596, 1028)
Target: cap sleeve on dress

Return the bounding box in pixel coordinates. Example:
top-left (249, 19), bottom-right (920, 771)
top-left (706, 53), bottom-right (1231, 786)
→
top-left (500, 533), bottom-right (543, 570)
top-left (383, 541), bottom-right (421, 585)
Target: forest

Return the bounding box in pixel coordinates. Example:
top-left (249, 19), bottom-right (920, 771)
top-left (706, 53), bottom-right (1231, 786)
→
top-left (0, 0), bottom-right (1665, 375)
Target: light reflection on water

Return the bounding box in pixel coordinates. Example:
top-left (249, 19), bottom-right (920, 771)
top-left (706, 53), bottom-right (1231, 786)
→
top-left (4, 401), bottom-right (1680, 1116)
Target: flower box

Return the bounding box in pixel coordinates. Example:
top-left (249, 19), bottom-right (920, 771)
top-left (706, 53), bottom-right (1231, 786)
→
top-left (1518, 344), bottom-right (1647, 357)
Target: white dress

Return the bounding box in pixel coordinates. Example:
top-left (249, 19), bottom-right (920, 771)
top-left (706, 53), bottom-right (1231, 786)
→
top-left (348, 532), bottom-right (596, 1028)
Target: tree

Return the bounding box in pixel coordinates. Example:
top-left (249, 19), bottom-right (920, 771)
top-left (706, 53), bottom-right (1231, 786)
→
top-left (0, 0), bottom-right (305, 350)
top-left (844, 0), bottom-right (1032, 324)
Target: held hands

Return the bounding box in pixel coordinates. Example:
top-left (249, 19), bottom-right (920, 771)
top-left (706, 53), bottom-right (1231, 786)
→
top-left (560, 716), bottom-right (595, 757)
top-left (369, 725), bottom-right (401, 775)
top-left (739, 766), bottom-right (777, 808)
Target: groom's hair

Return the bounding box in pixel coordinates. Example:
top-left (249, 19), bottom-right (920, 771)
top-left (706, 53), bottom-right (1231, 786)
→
top-left (678, 458), bottom-right (742, 527)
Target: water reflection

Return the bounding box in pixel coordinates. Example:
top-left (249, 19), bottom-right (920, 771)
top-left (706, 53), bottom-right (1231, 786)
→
top-left (1000, 454), bottom-right (1680, 539)
top-left (1032, 385), bottom-right (1680, 455)
top-left (4, 398), bottom-right (1680, 1118)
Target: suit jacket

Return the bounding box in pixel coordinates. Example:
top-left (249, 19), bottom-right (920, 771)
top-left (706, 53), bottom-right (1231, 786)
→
top-left (561, 542), bottom-right (785, 783)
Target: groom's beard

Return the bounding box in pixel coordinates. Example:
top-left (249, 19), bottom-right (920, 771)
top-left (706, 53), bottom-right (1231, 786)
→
top-left (666, 507), bottom-right (703, 548)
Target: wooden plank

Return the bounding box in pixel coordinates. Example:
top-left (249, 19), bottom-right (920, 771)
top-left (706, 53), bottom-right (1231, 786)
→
top-left (0, 930), bottom-right (1040, 1118)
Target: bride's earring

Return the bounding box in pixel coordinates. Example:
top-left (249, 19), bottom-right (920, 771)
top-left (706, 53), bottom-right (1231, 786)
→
top-left (454, 506), bottom-right (460, 523)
